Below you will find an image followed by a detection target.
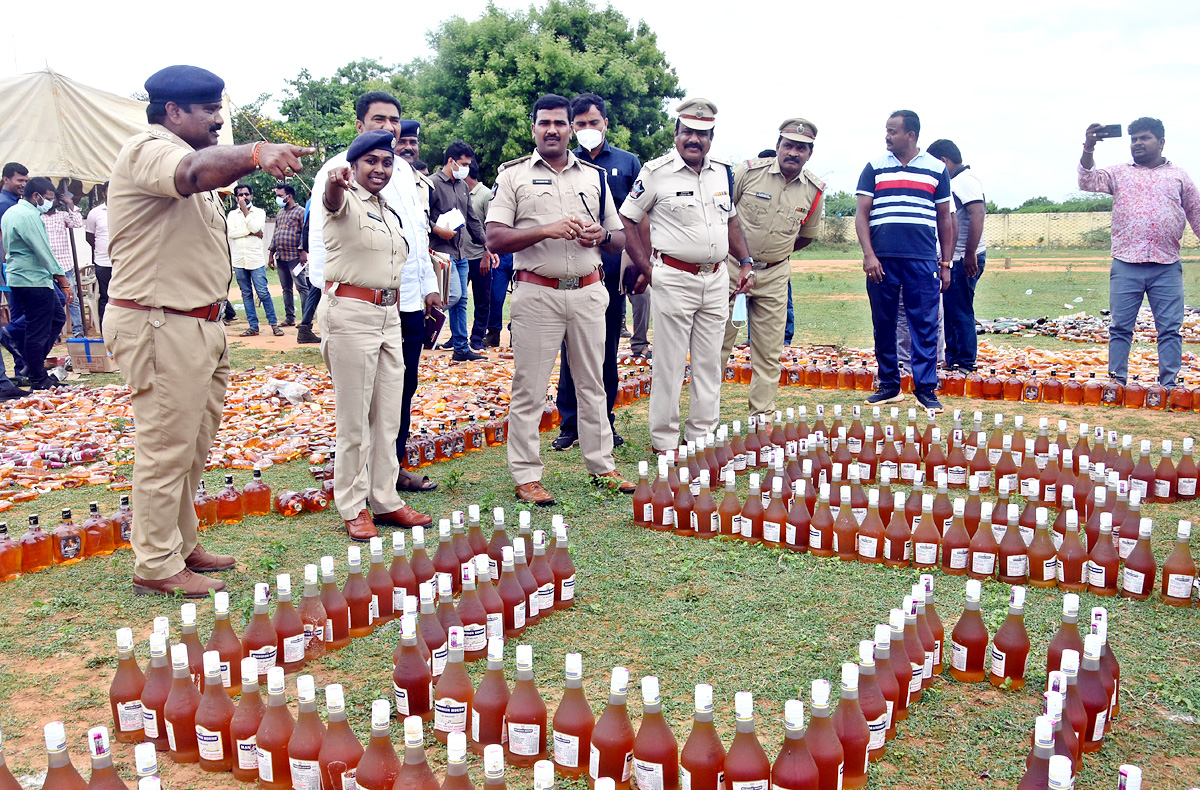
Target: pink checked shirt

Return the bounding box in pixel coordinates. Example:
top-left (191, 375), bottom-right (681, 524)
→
top-left (1078, 160), bottom-right (1200, 264)
top-left (40, 205), bottom-right (84, 274)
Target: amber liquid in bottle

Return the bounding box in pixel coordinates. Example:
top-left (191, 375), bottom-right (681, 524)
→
top-left (886, 611), bottom-right (913, 722)
top-left (51, 508), bottom-right (85, 566)
top-left (694, 472), bottom-right (719, 538)
top-left (40, 723), bottom-right (87, 790)
top-left (553, 653), bottom-right (595, 778)
top-left (472, 638), bottom-right (511, 756)
top-left (410, 525), bottom-right (437, 589)
top-left (243, 470), bottom-right (272, 516)
top-left (832, 487), bottom-right (859, 561)
top-left (809, 484), bottom-right (835, 558)
top-left (295, 565), bottom-right (328, 664)
top-left (679, 684), bottom-right (725, 790)
top-left (1162, 521), bottom-right (1197, 606)
top-left (551, 519), bottom-right (577, 609)
top-left (196, 652), bottom-right (235, 772)
top-left (195, 481), bottom-right (219, 526)
top-left (632, 676), bottom-right (679, 790)
top-left (164, 644), bottom-right (202, 763)
top-left (435, 628), bottom-right (475, 745)
top-left (870, 627), bottom-right (901, 741)
top-left (725, 690), bottom-right (771, 790)
top-left (288, 675), bottom-right (328, 790)
top-left (989, 586), bottom-right (1030, 690)
top-left (318, 684), bottom-right (363, 790)
top-left (255, 667), bottom-right (295, 790)
top-left (355, 700), bottom-right (401, 790)
top-left (1087, 515), bottom-right (1120, 596)
top-left (502, 643), bottom-right (548, 767)
top-left (1028, 509), bottom-right (1059, 589)
top-left (229, 658), bottom-right (265, 782)
top-left (802, 683), bottom-right (844, 790)
top-left (433, 520), bottom-right (463, 595)
top-left (949, 580), bottom-right (988, 683)
top-left (362, 539), bottom-right (395, 625)
top-left (393, 614), bottom-right (434, 722)
top-left (967, 503), bottom-right (1000, 580)
top-left (739, 474), bottom-right (765, 543)
top-left (81, 501), bottom-right (115, 558)
top-left (398, 713), bottom-right (440, 790)
top-left (343, 547), bottom-right (376, 639)
top-left (1120, 519), bottom-right (1156, 600)
top-left (1046, 595), bottom-right (1084, 676)
top-left (1057, 511), bottom-right (1089, 592)
top-left (242, 583), bottom-right (279, 680)
top-left (390, 532), bottom-right (418, 613)
top-left (911, 499), bottom-right (940, 571)
top-left (271, 574), bottom-right (306, 674)
top-left (140, 631), bottom-right (172, 752)
top-left (458, 562), bottom-right (490, 663)
top-left (320, 556), bottom-right (352, 650)
top-left (110, 627), bottom-right (146, 744)
top-left (854, 642), bottom-right (889, 760)
top-left (1077, 636), bottom-right (1109, 753)
top-left (833, 667), bottom-right (871, 789)
top-left (215, 474), bottom-right (243, 524)
top-left (633, 461), bottom-right (653, 526)
top-left (590, 667), bottom-right (636, 789)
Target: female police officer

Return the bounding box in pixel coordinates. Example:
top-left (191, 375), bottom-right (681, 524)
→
top-left (319, 128), bottom-right (433, 539)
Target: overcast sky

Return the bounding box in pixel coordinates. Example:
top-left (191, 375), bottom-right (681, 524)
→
top-left (6, 0), bottom-right (1199, 207)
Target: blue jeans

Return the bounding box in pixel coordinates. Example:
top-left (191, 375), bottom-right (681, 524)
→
top-left (488, 254), bottom-right (514, 334)
top-left (867, 256), bottom-right (941, 394)
top-left (235, 267), bottom-right (278, 330)
top-left (468, 258), bottom-right (492, 347)
top-left (65, 284), bottom-right (84, 337)
top-left (942, 252), bottom-right (986, 371)
top-left (446, 257), bottom-right (470, 353)
top-left (300, 279), bottom-right (321, 327)
top-left (1108, 258), bottom-right (1183, 387)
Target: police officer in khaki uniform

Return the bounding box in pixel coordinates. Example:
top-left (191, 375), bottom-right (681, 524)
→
top-left (319, 129), bottom-right (434, 539)
top-left (487, 93), bottom-right (635, 506)
top-left (620, 98), bottom-right (755, 454)
top-left (105, 65), bottom-right (312, 597)
top-left (720, 118), bottom-right (825, 415)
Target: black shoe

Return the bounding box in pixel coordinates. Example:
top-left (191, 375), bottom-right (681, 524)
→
top-left (436, 341), bottom-right (455, 350)
top-left (865, 389), bottom-right (904, 405)
top-left (612, 431), bottom-right (625, 448)
top-left (10, 375), bottom-right (30, 388)
top-left (0, 384), bottom-right (29, 401)
top-left (452, 349), bottom-right (485, 362)
top-left (484, 329), bottom-right (501, 347)
top-left (551, 433), bottom-right (579, 451)
top-left (914, 391), bottom-right (944, 414)
top-left (296, 325), bottom-right (321, 344)
top-left (620, 326), bottom-right (632, 338)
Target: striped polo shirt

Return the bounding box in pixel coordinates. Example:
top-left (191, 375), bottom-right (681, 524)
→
top-left (855, 150), bottom-right (952, 260)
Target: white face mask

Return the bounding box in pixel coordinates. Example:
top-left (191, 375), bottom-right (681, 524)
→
top-left (575, 128), bottom-right (604, 151)
top-left (452, 165), bottom-right (469, 181)
top-left (36, 198), bottom-right (54, 214)
top-left (275, 197), bottom-right (286, 207)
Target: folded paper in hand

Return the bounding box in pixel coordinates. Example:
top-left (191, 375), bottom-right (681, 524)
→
top-left (434, 208), bottom-right (465, 231)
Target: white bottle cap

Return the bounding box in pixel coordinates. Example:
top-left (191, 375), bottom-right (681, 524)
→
top-left (297, 674), bottom-right (316, 702)
top-left (1047, 755), bottom-right (1071, 787)
top-left (841, 662), bottom-right (859, 690)
top-left (87, 726), bottom-right (110, 757)
top-left (139, 778), bottom-right (162, 790)
top-left (438, 573), bottom-right (453, 597)
top-left (401, 614), bottom-right (416, 639)
top-left (874, 624), bottom-right (891, 647)
top-left (326, 684), bottom-right (345, 712)
top-left (44, 721), bottom-right (66, 751)
top-left (520, 510), bottom-right (532, 528)
top-left (1066, 510), bottom-right (1078, 529)
top-left (447, 731), bottom-right (467, 763)
top-left (735, 690), bottom-right (754, 719)
top-left (981, 502), bottom-right (994, 520)
top-left (134, 742), bottom-right (157, 775)
top-left (475, 555), bottom-right (489, 577)
top-left (1083, 633), bottom-right (1102, 660)
top-left (153, 616), bottom-right (170, 639)
top-left (695, 683), bottom-right (713, 713)
top-left (1101, 511), bottom-right (1113, 529)
top-left (610, 666), bottom-right (629, 694)
top-left (889, 608), bottom-right (905, 630)
top-left (565, 653), bottom-right (583, 679)
top-left (1034, 716), bottom-right (1053, 747)
top-left (1047, 670), bottom-right (1066, 696)
top-left (1139, 518), bottom-right (1152, 538)
top-left (597, 779), bottom-right (617, 790)
top-left (393, 532), bottom-right (406, 552)
top-left (842, 485), bottom-right (852, 501)
top-left (321, 555), bottom-right (335, 576)
top-left (965, 579), bottom-right (982, 602)
top-left (404, 596), bottom-right (418, 616)
top-left (639, 460), bottom-right (649, 476)
top-left (858, 640), bottom-right (875, 666)
top-left (642, 676), bottom-right (660, 705)
top-left (1062, 594), bottom-right (1079, 617)
top-left (347, 545), bottom-right (362, 566)
top-left (254, 584), bottom-right (270, 606)
top-left (372, 699), bottom-right (391, 729)
top-left (1010, 586), bottom-right (1026, 609)
top-left (461, 561), bottom-right (476, 586)
top-left (241, 657), bottom-right (258, 685)
top-left (811, 679), bottom-right (831, 707)
top-left (1186, 437), bottom-right (1195, 452)
top-left (370, 536), bottom-right (383, 555)
top-left (820, 482), bottom-right (830, 499)
top-left (556, 522), bottom-right (569, 542)
top-left (493, 507), bottom-right (505, 523)
top-left (483, 743), bottom-right (506, 777)
top-left (452, 511), bottom-right (464, 526)
top-left (277, 573), bottom-right (291, 597)
top-left (679, 468), bottom-right (691, 485)
top-left (267, 666), bottom-right (285, 694)
top-left (534, 760), bottom-right (556, 790)
top-left (1015, 416), bottom-right (1024, 429)
top-left (749, 472), bottom-right (760, 489)
top-left (772, 476), bottom-right (783, 494)
top-left (202, 650), bottom-right (220, 676)
top-left (1060, 649), bottom-right (1080, 674)
top-left (180, 602), bottom-right (197, 626)
top-left (516, 644), bottom-right (533, 669)
top-left (902, 595), bottom-right (915, 616)
top-left (469, 504), bottom-right (481, 521)
top-left (170, 642), bottom-right (188, 669)
top-left (784, 699), bottom-right (805, 730)
top-left (1180, 520), bottom-right (1193, 540)
top-left (419, 581), bottom-right (434, 604)
top-left (1036, 507), bottom-right (1048, 525)
top-left (448, 626), bottom-right (464, 651)
top-left (1045, 689), bottom-right (1063, 720)
top-left (953, 498), bottom-right (965, 517)
top-left (439, 520), bottom-right (451, 538)
top-left (116, 627), bottom-right (134, 651)
top-left (413, 525), bottom-right (425, 544)
top-left (404, 716), bottom-right (423, 746)
top-left (1118, 765), bottom-right (1142, 790)
top-left (488, 637), bottom-right (504, 661)
top-left (1130, 489), bottom-right (1141, 507)
top-left (911, 584), bottom-right (925, 605)
top-left (502, 545), bottom-right (514, 564)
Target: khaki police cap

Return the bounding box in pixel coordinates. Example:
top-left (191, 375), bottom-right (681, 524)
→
top-left (779, 118), bottom-right (818, 143)
top-left (676, 98), bottom-right (718, 131)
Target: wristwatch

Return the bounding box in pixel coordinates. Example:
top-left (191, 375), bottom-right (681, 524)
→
top-left (738, 257), bottom-right (754, 266)
top-left (602, 230), bottom-right (612, 246)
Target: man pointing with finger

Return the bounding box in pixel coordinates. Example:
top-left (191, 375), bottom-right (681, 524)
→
top-left (105, 65), bottom-right (314, 597)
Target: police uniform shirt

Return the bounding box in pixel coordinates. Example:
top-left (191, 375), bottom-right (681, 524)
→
top-left (733, 157), bottom-right (825, 263)
top-left (107, 125), bottom-right (231, 311)
top-left (320, 182), bottom-right (407, 290)
top-left (574, 141), bottom-right (642, 274)
top-left (489, 150), bottom-right (621, 280)
top-left (619, 147), bottom-right (736, 265)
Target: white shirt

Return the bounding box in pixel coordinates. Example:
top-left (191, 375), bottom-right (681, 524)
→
top-left (309, 153), bottom-right (436, 311)
top-left (85, 203), bottom-right (110, 266)
top-left (226, 206), bottom-right (267, 270)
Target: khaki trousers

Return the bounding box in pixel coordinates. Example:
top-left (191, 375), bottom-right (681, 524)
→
top-left (507, 279), bottom-right (614, 484)
top-left (104, 306), bottom-right (229, 580)
top-left (720, 258), bottom-right (791, 415)
top-left (648, 262), bottom-right (728, 452)
top-left (318, 294), bottom-right (407, 520)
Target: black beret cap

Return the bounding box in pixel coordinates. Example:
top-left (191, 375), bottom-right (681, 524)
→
top-left (400, 119), bottom-right (421, 137)
top-left (145, 65), bottom-right (225, 105)
top-left (346, 129), bottom-right (397, 162)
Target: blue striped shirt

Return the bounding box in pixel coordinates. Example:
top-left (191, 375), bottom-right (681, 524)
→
top-left (856, 150), bottom-right (952, 259)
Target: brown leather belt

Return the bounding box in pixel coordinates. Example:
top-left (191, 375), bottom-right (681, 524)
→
top-left (109, 298), bottom-right (222, 321)
top-left (515, 268), bottom-right (602, 291)
top-left (751, 258), bottom-right (789, 271)
top-left (657, 252), bottom-right (721, 275)
top-left (324, 282), bottom-right (399, 306)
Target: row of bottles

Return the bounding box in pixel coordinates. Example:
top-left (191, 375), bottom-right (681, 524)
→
top-left (402, 412), bottom-right (511, 471)
top-left (0, 498), bottom-right (132, 580)
top-left (194, 471), bottom-right (329, 525)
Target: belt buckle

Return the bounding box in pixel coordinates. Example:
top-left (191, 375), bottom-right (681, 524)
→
top-left (379, 289), bottom-right (398, 307)
top-left (697, 263), bottom-right (717, 275)
top-left (557, 277), bottom-right (580, 291)
top-left (204, 304), bottom-right (221, 321)
top-left (751, 260), bottom-right (768, 271)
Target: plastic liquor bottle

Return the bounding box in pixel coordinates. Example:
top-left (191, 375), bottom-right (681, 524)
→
top-left (265, 574), bottom-right (304, 674)
top-left (831, 666), bottom-right (869, 789)
top-left (504, 643), bottom-right (548, 766)
top-left (230, 658), bottom-right (264, 783)
top-left (942, 498), bottom-right (971, 575)
top-left (254, 667), bottom-right (294, 789)
top-left (718, 468), bottom-right (742, 538)
top-left (295, 565), bottom-right (327, 664)
top-left (42, 722), bottom-right (87, 790)
top-left (411, 525), bottom-right (437, 590)
top-left (110, 627), bottom-right (146, 744)
top-left (871, 625), bottom-right (901, 740)
top-left (1118, 765), bottom-right (1141, 790)
top-left (770, 700), bottom-right (818, 790)
top-left (1047, 595), bottom-right (1084, 675)
top-left (85, 726), bottom-right (127, 790)
top-left (391, 532), bottom-right (418, 613)
top-left (674, 468), bottom-right (696, 538)
top-left (164, 642), bottom-right (202, 762)
top-left (989, 586), bottom-right (1030, 690)
top-left (198, 592), bottom-right (239, 695)
top-left (1177, 437), bottom-right (1198, 501)
top-left (967, 502), bottom-right (1000, 581)
top-left (140, 632), bottom-right (171, 752)
top-left (436, 573), bottom-right (464, 640)
top-left (857, 488), bottom-right (884, 563)
top-left (342, 546), bottom-right (375, 639)
top-left (911, 495), bottom-right (939, 571)
top-left (1120, 518), bottom-right (1156, 600)
top-left (356, 701), bottom-right (401, 790)
top-left (436, 627), bottom-right (474, 744)
top-left (922, 573), bottom-right (946, 675)
top-left (174, 603), bottom-right (204, 689)
top-left (472, 637), bottom-right (511, 756)
top-left (553, 653), bottom-right (595, 778)
top-left (912, 583), bottom-right (938, 683)
top-left (650, 459), bottom-right (676, 531)
top-left (590, 666), bottom-right (636, 789)
top-left (474, 555), bottom-right (506, 646)
top-left (680, 684), bottom-right (725, 790)
top-left (241, 469), bottom-right (272, 516)
top-left (514, 537), bottom-right (541, 627)
top-left (551, 518), bottom-right (577, 608)
top-left (320, 556), bottom-right (352, 651)
top-left (1087, 513), bottom-right (1120, 596)
top-left (288, 675), bottom-right (327, 790)
top-left (1028, 507), bottom-right (1058, 589)
top-left (1057, 652), bottom-right (1087, 751)
top-left (240, 582), bottom-right (278, 680)
top-left (317, 684), bottom-right (363, 790)
top-left (724, 690), bottom-right (770, 790)
top-left (442, 732), bottom-right (475, 790)
top-left (1091, 609), bottom-right (1121, 725)
top-left (632, 677), bottom-right (679, 790)
top-left (809, 483), bottom-right (834, 558)
top-left (949, 579), bottom-right (988, 683)
top-left (881, 502), bottom-right (911, 568)
top-left (81, 501), bottom-right (116, 558)
top-left (467, 505), bottom-right (489, 556)
top-left (901, 596), bottom-right (927, 698)
top-left (393, 613), bottom-right (434, 721)
top-left (454, 563), bottom-right (488, 662)
top-left (740, 473), bottom-right (765, 543)
top-left (366, 537), bottom-right (396, 624)
top-left (194, 482), bottom-right (218, 526)
top-left (1057, 511), bottom-right (1088, 592)
top-left (195, 650), bottom-right (235, 772)
top-left (396, 715), bottom-right (440, 790)
top-left (496, 546), bottom-right (528, 637)
top-left (1077, 634), bottom-right (1109, 753)
top-left (51, 508), bottom-right (85, 566)
top-left (434, 520), bottom-right (462, 595)
top-left (856, 640), bottom-right (888, 760)
top-left (804, 681), bottom-right (844, 790)
top-left (887, 610), bottom-right (913, 722)
top-left (451, 511), bottom-right (474, 568)
top-left (0, 524), bottom-right (19, 582)
top-left (531, 530), bottom-right (558, 616)
top-left (217, 474), bottom-right (243, 524)
top-left (1016, 716), bottom-right (1055, 790)
top-left (1043, 680), bottom-right (1080, 774)
top-left (1162, 520), bottom-right (1196, 606)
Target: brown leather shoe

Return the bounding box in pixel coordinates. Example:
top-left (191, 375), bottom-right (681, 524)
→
top-left (184, 545), bottom-right (237, 573)
top-left (372, 504), bottom-right (433, 529)
top-left (345, 509), bottom-right (378, 541)
top-left (133, 569), bottom-right (226, 598)
top-left (515, 481), bottom-right (556, 506)
top-left (592, 470), bottom-right (637, 494)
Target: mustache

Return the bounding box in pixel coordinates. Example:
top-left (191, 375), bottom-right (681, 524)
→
top-left (684, 142), bottom-right (702, 149)
top-left (209, 125), bottom-right (222, 133)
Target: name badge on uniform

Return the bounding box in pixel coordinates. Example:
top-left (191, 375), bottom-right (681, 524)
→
top-left (755, 191), bottom-right (772, 200)
top-left (611, 168), bottom-right (619, 176)
top-left (676, 191), bottom-right (694, 196)
top-left (533, 179), bottom-right (552, 184)
top-left (367, 212), bottom-right (383, 221)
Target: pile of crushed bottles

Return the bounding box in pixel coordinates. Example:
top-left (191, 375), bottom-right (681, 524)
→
top-left (979, 304), bottom-right (1200, 344)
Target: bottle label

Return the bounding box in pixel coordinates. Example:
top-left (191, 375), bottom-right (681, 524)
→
top-left (909, 663), bottom-right (922, 694)
top-left (394, 682), bottom-right (411, 715)
top-left (914, 542), bottom-right (937, 565)
top-left (929, 464), bottom-right (946, 482)
top-left (369, 595), bottom-right (379, 623)
top-left (763, 520), bottom-right (782, 543)
top-left (988, 448), bottom-right (1003, 465)
top-left (562, 574), bottom-right (576, 601)
top-left (1122, 567), bottom-right (1145, 595)
top-left (1000, 473), bottom-right (1018, 492)
top-left (990, 522), bottom-right (1007, 544)
top-left (852, 507), bottom-right (867, 525)
top-left (464, 621), bottom-right (488, 652)
top-left (1092, 710), bottom-right (1107, 741)
top-left (866, 712), bottom-right (887, 750)
top-left (989, 646), bottom-right (1006, 679)
top-left (934, 638), bottom-right (942, 665)
top-left (707, 512), bottom-right (720, 534)
top-left (947, 466), bottom-right (968, 486)
top-left (923, 651), bottom-right (934, 679)
top-left (746, 451), bottom-right (757, 469)
top-left (1051, 531), bottom-right (1064, 551)
top-left (472, 710), bottom-right (480, 743)
top-left (1041, 557), bottom-right (1058, 582)
top-left (1043, 484), bottom-right (1057, 505)
top-left (553, 730), bottom-right (580, 767)
top-left (975, 470), bottom-right (991, 489)
top-left (196, 725), bottom-right (223, 762)
top-left (884, 699), bottom-right (894, 729)
top-left (1130, 478), bottom-right (1148, 499)
top-left (634, 758), bottom-right (665, 790)
top-left (489, 558), bottom-right (499, 578)
top-left (59, 535), bottom-right (82, 560)
top-left (900, 462), bottom-right (917, 482)
top-left (290, 757), bottom-right (321, 790)
top-left (971, 552), bottom-right (996, 575)
top-left (951, 640), bottom-right (969, 672)
top-left (786, 523), bottom-right (797, 546)
top-left (143, 707), bottom-right (159, 739)
top-left (1179, 477), bottom-right (1197, 497)
top-left (948, 547), bottom-right (968, 569)
top-left (858, 534), bottom-right (878, 559)
top-left (342, 769), bottom-right (358, 790)
top-left (662, 506), bottom-right (675, 527)
top-left (250, 645), bottom-right (277, 675)
top-left (847, 437), bottom-right (862, 454)
top-left (529, 592), bottom-right (540, 620)
top-left (282, 633), bottom-right (306, 664)
top-left (760, 490), bottom-right (772, 508)
top-left (1035, 451), bottom-right (1048, 470)
top-left (1088, 560), bottom-right (1107, 588)
top-left (734, 453), bottom-right (747, 472)
top-left (732, 781), bottom-right (767, 790)
top-left (1154, 479), bottom-right (1172, 498)
top-left (486, 612), bottom-right (505, 640)
top-left (432, 645), bottom-right (449, 677)
top-left (741, 517), bottom-right (753, 539)
top-left (511, 600), bottom-right (527, 630)
top-left (165, 719), bottom-right (177, 752)
top-left (831, 531), bottom-right (839, 553)
top-left (117, 699), bottom-right (143, 731)
top-left (435, 697), bottom-right (468, 733)
top-left (508, 722), bottom-right (541, 756)
top-left (257, 747), bottom-right (273, 782)
top-left (1005, 555), bottom-right (1028, 578)
top-left (643, 504), bottom-right (654, 522)
top-left (964, 444), bottom-right (977, 460)
top-left (1018, 526), bottom-right (1034, 546)
top-left (694, 479), bottom-right (704, 498)
top-left (1118, 537), bottom-right (1137, 560)
top-left (809, 525), bottom-right (822, 550)
top-left (1167, 573), bottom-right (1195, 599)
top-left (880, 461), bottom-right (898, 480)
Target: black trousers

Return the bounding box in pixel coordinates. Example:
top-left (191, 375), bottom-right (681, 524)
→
top-left (95, 265), bottom-right (111, 331)
top-left (10, 286), bottom-right (64, 387)
top-left (394, 308), bottom-right (427, 464)
top-left (555, 269), bottom-right (621, 434)
top-left (468, 257), bottom-right (492, 347)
